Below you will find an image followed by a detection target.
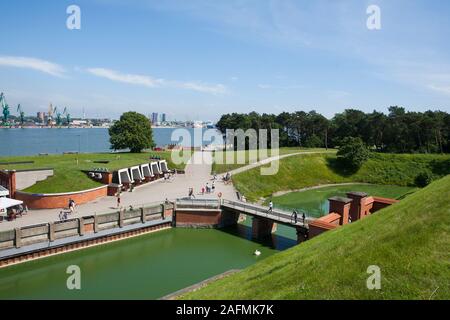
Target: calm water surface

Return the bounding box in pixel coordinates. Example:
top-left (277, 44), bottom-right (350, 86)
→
top-left (0, 226), bottom-right (296, 299)
top-left (0, 128), bottom-right (220, 157)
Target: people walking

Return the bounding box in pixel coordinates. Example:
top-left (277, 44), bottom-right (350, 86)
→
top-left (293, 210), bottom-right (298, 224)
top-left (188, 187), bottom-right (195, 199)
top-left (68, 199), bottom-right (76, 214)
top-left (302, 212), bottom-right (306, 225)
top-left (268, 201), bottom-right (273, 213)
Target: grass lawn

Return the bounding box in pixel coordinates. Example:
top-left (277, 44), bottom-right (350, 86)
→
top-left (233, 153), bottom-right (450, 202)
top-left (270, 184), bottom-right (416, 218)
top-left (0, 151), bottom-right (190, 194)
top-left (212, 148), bottom-right (334, 174)
top-left (182, 175), bottom-right (450, 300)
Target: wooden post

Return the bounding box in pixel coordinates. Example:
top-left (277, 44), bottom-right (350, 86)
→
top-left (48, 222), bottom-right (55, 242)
top-left (119, 209), bottom-right (124, 228)
top-left (14, 228), bottom-right (22, 248)
top-left (94, 215), bottom-right (98, 233)
top-left (79, 217), bottom-right (84, 236)
top-left (161, 204), bottom-right (166, 220)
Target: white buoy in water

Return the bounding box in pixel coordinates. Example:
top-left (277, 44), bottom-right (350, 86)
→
top-left (254, 250), bottom-right (261, 256)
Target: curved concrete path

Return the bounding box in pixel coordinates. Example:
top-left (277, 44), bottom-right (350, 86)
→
top-left (0, 151), bottom-right (236, 231)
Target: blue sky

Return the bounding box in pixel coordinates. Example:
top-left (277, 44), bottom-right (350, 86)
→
top-left (0, 0), bottom-right (449, 120)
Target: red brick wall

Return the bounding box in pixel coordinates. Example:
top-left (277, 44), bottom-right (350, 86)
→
top-left (175, 209), bottom-right (222, 227)
top-left (308, 220), bottom-right (338, 238)
top-left (0, 170), bottom-right (15, 198)
top-left (15, 186), bottom-right (108, 209)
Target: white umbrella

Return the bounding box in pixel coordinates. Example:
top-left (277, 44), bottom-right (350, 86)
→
top-left (0, 186), bottom-right (9, 197)
top-left (0, 198), bottom-right (24, 215)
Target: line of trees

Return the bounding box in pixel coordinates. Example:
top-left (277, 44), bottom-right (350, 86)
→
top-left (216, 107), bottom-right (450, 153)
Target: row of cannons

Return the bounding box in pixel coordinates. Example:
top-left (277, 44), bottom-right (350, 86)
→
top-left (84, 160), bottom-right (175, 194)
top-left (114, 160), bottom-right (173, 190)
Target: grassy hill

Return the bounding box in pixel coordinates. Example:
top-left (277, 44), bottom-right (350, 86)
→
top-left (212, 148), bottom-right (334, 174)
top-left (183, 175), bottom-right (450, 300)
top-left (233, 153), bottom-right (450, 201)
top-left (0, 151), bottom-right (189, 194)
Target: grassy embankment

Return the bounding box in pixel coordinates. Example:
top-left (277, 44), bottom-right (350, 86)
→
top-left (212, 148), bottom-right (334, 174)
top-left (232, 153), bottom-right (450, 202)
top-left (0, 151), bottom-right (190, 194)
top-left (182, 175), bottom-right (450, 300)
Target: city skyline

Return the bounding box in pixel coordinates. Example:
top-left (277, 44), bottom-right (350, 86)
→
top-left (0, 0), bottom-right (449, 121)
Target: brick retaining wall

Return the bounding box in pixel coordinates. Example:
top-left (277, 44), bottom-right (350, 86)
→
top-left (15, 186), bottom-right (108, 209)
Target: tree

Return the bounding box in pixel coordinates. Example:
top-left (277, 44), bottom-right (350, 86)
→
top-left (109, 112), bottom-right (154, 153)
top-left (337, 137), bottom-right (370, 169)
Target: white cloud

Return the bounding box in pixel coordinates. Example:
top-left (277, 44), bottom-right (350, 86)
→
top-left (87, 68), bottom-right (164, 87)
top-left (258, 84), bottom-right (305, 90)
top-left (177, 81), bottom-right (227, 94)
top-left (87, 67), bottom-right (227, 94)
top-left (0, 56), bottom-right (65, 77)
top-left (428, 84), bottom-right (450, 96)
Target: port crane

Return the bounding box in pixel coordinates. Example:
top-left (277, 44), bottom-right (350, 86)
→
top-left (63, 107), bottom-right (71, 126)
top-left (1, 92), bottom-right (10, 126)
top-left (17, 104), bottom-right (25, 126)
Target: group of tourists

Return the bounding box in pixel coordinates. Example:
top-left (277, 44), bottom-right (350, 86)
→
top-left (202, 181), bottom-right (215, 195)
top-left (222, 172), bottom-right (232, 184)
top-left (291, 209), bottom-right (306, 225)
top-left (59, 199), bottom-right (77, 221)
top-left (266, 199), bottom-right (306, 225)
top-left (188, 178), bottom-right (220, 199)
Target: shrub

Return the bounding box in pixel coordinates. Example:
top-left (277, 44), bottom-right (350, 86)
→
top-left (336, 137), bottom-right (370, 169)
top-left (415, 170), bottom-right (434, 187)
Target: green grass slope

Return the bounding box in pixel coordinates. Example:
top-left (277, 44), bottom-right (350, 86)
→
top-left (0, 151), bottom-right (189, 193)
top-left (212, 148), bottom-right (334, 174)
top-left (183, 175), bottom-right (450, 300)
top-left (233, 153), bottom-right (450, 201)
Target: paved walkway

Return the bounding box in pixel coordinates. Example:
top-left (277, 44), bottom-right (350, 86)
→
top-left (0, 151), bottom-right (236, 231)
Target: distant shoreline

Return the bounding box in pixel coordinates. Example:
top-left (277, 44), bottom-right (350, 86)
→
top-left (0, 126), bottom-right (213, 129)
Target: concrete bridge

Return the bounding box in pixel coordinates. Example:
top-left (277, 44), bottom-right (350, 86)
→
top-left (174, 198), bottom-right (312, 243)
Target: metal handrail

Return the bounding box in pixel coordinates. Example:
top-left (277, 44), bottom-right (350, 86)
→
top-left (221, 199), bottom-right (313, 225)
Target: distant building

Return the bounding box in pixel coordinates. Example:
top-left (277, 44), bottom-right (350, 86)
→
top-left (37, 112), bottom-right (45, 123)
top-left (151, 112), bottom-right (159, 125)
top-left (71, 120), bottom-right (88, 127)
top-left (161, 113), bottom-right (167, 123)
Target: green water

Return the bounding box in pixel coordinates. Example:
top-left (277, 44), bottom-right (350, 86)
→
top-left (271, 184), bottom-right (416, 218)
top-left (0, 227), bottom-right (295, 300)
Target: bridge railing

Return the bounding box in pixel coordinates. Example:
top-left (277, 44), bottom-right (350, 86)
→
top-left (222, 199), bottom-right (312, 226)
top-left (175, 198), bottom-right (221, 209)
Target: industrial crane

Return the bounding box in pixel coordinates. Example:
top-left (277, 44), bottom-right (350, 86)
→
top-left (54, 106), bottom-right (63, 127)
top-left (1, 92), bottom-right (10, 126)
top-left (17, 104), bottom-right (25, 126)
top-left (63, 107), bottom-right (71, 126)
